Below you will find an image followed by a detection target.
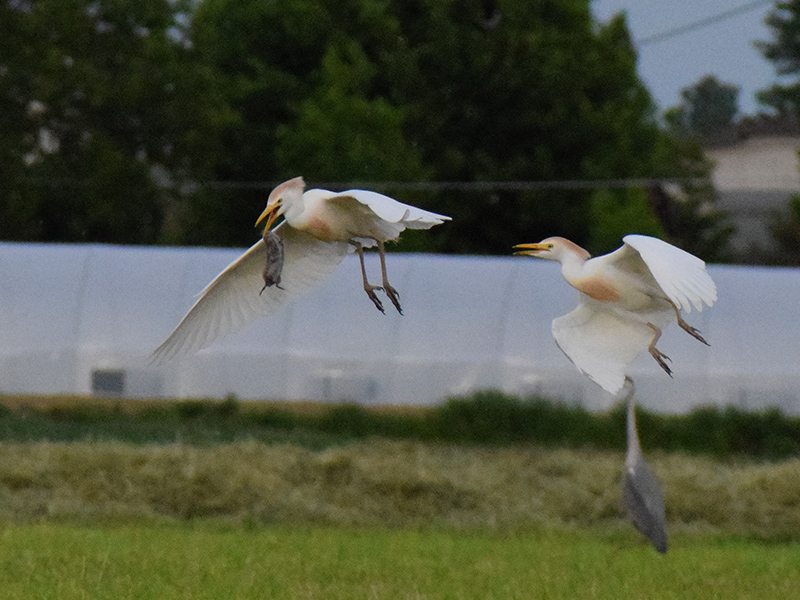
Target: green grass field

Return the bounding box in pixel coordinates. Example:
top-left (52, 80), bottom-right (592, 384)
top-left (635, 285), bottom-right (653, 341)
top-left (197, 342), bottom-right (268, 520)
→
top-left (2, 394), bottom-right (800, 597)
top-left (0, 522), bottom-right (798, 599)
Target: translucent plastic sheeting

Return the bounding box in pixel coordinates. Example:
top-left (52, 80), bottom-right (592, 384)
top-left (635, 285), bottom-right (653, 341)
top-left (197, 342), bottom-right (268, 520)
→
top-left (1, 242), bottom-right (799, 413)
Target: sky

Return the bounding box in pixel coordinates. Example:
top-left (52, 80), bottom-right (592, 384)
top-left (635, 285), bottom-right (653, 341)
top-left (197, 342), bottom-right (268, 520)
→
top-left (592, 0), bottom-right (778, 116)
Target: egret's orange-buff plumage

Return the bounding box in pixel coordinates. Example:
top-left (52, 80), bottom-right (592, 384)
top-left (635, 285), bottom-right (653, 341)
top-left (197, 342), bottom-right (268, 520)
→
top-left (514, 235), bottom-right (717, 394)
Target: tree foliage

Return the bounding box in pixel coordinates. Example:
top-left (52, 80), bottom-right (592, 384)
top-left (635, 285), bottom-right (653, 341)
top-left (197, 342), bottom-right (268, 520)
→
top-left (274, 40), bottom-right (429, 183)
top-left (769, 195), bottom-right (800, 265)
top-left (1, 0), bottom-right (726, 259)
top-left (668, 75), bottom-right (739, 142)
top-left (759, 0), bottom-right (800, 78)
top-left (0, 0), bottom-right (232, 244)
top-left (753, 0), bottom-right (800, 121)
top-left (755, 0), bottom-right (800, 262)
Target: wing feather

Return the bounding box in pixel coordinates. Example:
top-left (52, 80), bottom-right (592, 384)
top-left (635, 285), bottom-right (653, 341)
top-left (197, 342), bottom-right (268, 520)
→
top-left (620, 235), bottom-right (717, 313)
top-left (151, 223), bottom-right (349, 363)
top-left (332, 189), bottom-right (451, 229)
top-left (553, 298), bottom-right (658, 394)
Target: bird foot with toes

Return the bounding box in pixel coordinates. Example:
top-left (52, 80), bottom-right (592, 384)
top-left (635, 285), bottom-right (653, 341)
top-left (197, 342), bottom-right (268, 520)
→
top-left (679, 319), bottom-right (709, 346)
top-left (649, 347), bottom-right (672, 377)
top-left (383, 284), bottom-right (402, 314)
top-left (364, 285), bottom-right (386, 314)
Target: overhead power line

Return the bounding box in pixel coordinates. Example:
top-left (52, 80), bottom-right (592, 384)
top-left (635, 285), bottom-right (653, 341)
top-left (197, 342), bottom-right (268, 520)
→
top-left (194, 178), bottom-right (713, 194)
top-left (221, 178), bottom-right (710, 193)
top-left (25, 177), bottom-right (709, 192)
top-left (637, 0), bottom-right (773, 47)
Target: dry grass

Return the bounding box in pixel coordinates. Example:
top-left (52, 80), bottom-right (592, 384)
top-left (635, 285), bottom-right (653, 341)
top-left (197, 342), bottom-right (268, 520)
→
top-left (1, 438), bottom-right (799, 539)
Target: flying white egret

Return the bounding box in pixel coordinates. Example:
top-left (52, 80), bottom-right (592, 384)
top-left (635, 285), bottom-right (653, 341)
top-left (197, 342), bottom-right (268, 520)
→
top-left (151, 177), bottom-right (450, 363)
top-left (513, 235), bottom-right (717, 394)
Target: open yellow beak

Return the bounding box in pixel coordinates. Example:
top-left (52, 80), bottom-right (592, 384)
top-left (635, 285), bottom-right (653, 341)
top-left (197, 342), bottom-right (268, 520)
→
top-left (255, 202), bottom-right (281, 231)
top-left (513, 242), bottom-right (547, 256)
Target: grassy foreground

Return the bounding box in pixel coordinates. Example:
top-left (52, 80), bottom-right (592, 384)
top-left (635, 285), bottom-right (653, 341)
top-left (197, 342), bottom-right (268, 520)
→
top-left (1, 392), bottom-right (799, 599)
top-left (2, 439), bottom-right (800, 539)
top-left (0, 521), bottom-right (798, 599)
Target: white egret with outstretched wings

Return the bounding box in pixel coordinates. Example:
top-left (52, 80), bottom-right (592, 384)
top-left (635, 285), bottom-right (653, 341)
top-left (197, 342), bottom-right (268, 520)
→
top-left (514, 234), bottom-right (717, 394)
top-left (151, 177), bottom-right (450, 363)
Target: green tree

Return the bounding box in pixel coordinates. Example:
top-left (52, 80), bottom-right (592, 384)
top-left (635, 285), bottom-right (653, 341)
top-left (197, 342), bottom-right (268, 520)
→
top-left (0, 1), bottom-right (48, 240)
top-left (2, 0), bottom-right (728, 258)
top-left (586, 188), bottom-right (665, 255)
top-left (668, 75), bottom-right (739, 142)
top-left (380, 7), bottom-right (667, 255)
top-left (0, 0), bottom-right (232, 244)
top-left (769, 195), bottom-right (800, 264)
top-left (757, 0), bottom-right (800, 115)
top-left (189, 0), bottom-right (411, 246)
top-left (753, 1), bottom-right (800, 263)
top-left (754, 1), bottom-right (800, 123)
top-left (648, 123), bottom-right (734, 263)
top-left (274, 40), bottom-right (429, 182)
top-left (192, 1), bottom-right (675, 254)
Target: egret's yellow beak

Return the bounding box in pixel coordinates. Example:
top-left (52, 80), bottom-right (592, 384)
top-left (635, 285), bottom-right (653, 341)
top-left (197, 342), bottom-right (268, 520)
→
top-left (255, 202), bottom-right (281, 231)
top-left (513, 242), bottom-right (548, 256)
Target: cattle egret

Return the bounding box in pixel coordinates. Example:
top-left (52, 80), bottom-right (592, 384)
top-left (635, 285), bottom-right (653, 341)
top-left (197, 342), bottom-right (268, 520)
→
top-left (151, 177), bottom-right (449, 363)
top-left (514, 235), bottom-right (716, 394)
top-left (257, 177), bottom-right (450, 314)
top-left (621, 378), bottom-right (667, 553)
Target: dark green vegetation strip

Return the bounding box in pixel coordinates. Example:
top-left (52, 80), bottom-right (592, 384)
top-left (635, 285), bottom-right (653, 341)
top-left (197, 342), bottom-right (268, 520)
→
top-left (2, 391), bottom-right (800, 460)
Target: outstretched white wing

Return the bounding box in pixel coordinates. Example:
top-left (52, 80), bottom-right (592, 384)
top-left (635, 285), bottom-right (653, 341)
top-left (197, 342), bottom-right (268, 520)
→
top-left (552, 298), bottom-right (659, 395)
top-left (331, 189), bottom-right (451, 229)
top-left (151, 223), bottom-right (349, 364)
top-left (619, 235), bottom-right (717, 313)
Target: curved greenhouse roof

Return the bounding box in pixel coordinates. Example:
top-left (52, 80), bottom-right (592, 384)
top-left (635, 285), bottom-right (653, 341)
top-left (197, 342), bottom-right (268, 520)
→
top-left (1, 242), bottom-right (798, 413)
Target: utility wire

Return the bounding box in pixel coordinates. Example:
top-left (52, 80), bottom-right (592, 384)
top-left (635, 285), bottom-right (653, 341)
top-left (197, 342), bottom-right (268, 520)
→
top-left (209, 178), bottom-right (709, 193)
top-left (25, 177), bottom-right (708, 192)
top-left (637, 0), bottom-right (773, 47)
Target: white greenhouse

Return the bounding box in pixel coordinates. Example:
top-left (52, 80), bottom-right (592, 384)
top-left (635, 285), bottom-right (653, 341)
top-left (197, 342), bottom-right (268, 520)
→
top-left (1, 241), bottom-right (799, 414)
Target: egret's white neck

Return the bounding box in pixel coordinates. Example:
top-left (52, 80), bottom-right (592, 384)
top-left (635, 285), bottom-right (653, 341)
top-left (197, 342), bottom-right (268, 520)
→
top-left (282, 190), bottom-right (307, 225)
top-left (557, 250), bottom-right (590, 283)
